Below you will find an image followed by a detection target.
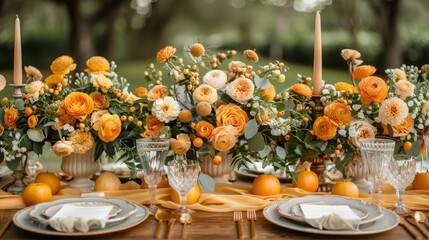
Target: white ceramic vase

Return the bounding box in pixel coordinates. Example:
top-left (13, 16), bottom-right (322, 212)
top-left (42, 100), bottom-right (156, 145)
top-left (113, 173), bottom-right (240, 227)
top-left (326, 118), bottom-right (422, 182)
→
top-left (199, 150), bottom-right (233, 180)
top-left (344, 154), bottom-right (371, 193)
top-left (61, 147), bottom-right (100, 193)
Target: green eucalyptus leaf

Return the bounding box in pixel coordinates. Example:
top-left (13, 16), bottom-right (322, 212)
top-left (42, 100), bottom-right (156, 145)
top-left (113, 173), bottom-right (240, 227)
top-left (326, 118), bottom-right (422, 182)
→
top-left (6, 159), bottom-right (20, 171)
top-left (254, 76), bottom-right (270, 90)
top-left (247, 132), bottom-right (265, 152)
top-left (258, 145), bottom-right (271, 158)
top-left (15, 99), bottom-right (25, 110)
top-left (276, 146), bottom-right (286, 159)
top-left (405, 140), bottom-right (421, 156)
top-left (245, 119), bottom-right (258, 139)
top-left (197, 146), bottom-right (210, 156)
top-left (387, 124), bottom-right (394, 137)
top-left (198, 173), bottom-right (215, 192)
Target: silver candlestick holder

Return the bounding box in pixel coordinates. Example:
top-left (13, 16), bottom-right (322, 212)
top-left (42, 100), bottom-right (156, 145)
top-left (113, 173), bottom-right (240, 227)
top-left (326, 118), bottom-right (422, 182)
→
top-left (9, 83), bottom-right (26, 101)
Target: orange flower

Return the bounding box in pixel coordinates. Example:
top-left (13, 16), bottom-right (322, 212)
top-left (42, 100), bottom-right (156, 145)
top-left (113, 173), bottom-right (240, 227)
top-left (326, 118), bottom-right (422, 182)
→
top-left (291, 83), bottom-right (312, 98)
top-left (334, 82), bottom-right (357, 94)
top-left (50, 55), bottom-right (77, 75)
top-left (171, 134), bottom-right (191, 155)
top-left (156, 46), bottom-right (176, 63)
top-left (64, 92), bottom-right (95, 121)
top-left (243, 49), bottom-right (259, 62)
top-left (90, 92), bottom-right (109, 110)
top-left (382, 115), bottom-right (414, 137)
top-left (85, 56), bottom-right (110, 76)
top-left (25, 65), bottom-right (43, 81)
top-left (27, 115), bottom-right (38, 128)
top-left (348, 120), bottom-right (377, 147)
top-left (352, 65), bottom-right (376, 80)
top-left (195, 121), bottom-right (214, 139)
top-left (134, 87), bottom-right (148, 97)
top-left (226, 78), bottom-right (254, 103)
top-left (142, 115), bottom-right (164, 138)
top-left (196, 102), bottom-right (212, 117)
top-left (52, 140), bottom-right (74, 157)
top-left (147, 85), bottom-right (168, 101)
top-left (69, 131), bottom-right (95, 154)
top-left (193, 84), bottom-right (218, 103)
top-left (4, 107), bottom-right (18, 128)
top-left (216, 103), bottom-right (249, 136)
top-left (358, 76), bottom-right (388, 105)
top-left (261, 83), bottom-right (276, 101)
top-left (324, 101), bottom-right (351, 126)
top-left (209, 126), bottom-right (238, 152)
top-left (255, 107), bottom-right (276, 125)
top-left (45, 74), bottom-right (64, 87)
top-left (90, 72), bottom-right (113, 93)
top-left (97, 114), bottom-right (122, 142)
top-left (57, 101), bottom-right (75, 128)
top-left (313, 116), bottom-right (338, 141)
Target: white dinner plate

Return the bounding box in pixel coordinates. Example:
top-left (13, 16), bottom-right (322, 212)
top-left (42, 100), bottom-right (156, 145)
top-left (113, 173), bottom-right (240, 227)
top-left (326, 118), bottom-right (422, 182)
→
top-left (264, 197), bottom-right (399, 235)
top-left (234, 164), bottom-right (292, 182)
top-left (14, 202), bottom-right (148, 236)
top-left (42, 201), bottom-right (122, 219)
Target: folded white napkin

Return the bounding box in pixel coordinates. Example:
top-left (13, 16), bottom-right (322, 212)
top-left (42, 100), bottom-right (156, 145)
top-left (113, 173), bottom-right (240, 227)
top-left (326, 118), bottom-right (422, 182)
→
top-left (48, 204), bottom-right (113, 232)
top-left (300, 204), bottom-right (362, 230)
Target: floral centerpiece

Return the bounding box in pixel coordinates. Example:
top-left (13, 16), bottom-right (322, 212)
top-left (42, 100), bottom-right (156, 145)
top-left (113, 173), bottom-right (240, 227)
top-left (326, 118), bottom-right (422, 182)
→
top-left (0, 56), bottom-right (143, 172)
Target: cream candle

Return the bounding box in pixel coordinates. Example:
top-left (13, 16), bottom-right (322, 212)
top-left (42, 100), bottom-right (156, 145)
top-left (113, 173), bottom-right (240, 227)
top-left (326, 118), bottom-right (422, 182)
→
top-left (312, 11), bottom-right (322, 95)
top-left (13, 15), bottom-right (22, 85)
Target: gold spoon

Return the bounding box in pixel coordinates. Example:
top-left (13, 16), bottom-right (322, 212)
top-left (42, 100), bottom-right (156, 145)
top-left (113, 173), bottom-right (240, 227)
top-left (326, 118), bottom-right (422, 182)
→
top-left (414, 211), bottom-right (429, 228)
top-left (154, 209), bottom-right (170, 238)
top-left (180, 213), bottom-right (192, 239)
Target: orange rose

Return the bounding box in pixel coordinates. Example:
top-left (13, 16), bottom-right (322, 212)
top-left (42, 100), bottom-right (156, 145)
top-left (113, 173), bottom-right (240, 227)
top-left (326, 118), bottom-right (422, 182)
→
top-left (50, 55), bottom-right (76, 75)
top-left (4, 107), bottom-right (18, 128)
top-left (142, 115), bottom-right (164, 138)
top-left (324, 101), bottom-right (351, 126)
top-left (352, 65), bottom-right (376, 80)
top-left (45, 74), bottom-right (64, 87)
top-left (261, 83), bottom-right (276, 101)
top-left (156, 46), bottom-right (176, 63)
top-left (209, 126), bottom-right (238, 152)
top-left (85, 56), bottom-right (110, 76)
top-left (358, 76), bottom-right (388, 105)
top-left (193, 84), bottom-right (218, 103)
top-left (135, 87), bottom-right (148, 97)
top-left (291, 83), bottom-right (312, 98)
top-left (27, 115), bottom-right (38, 128)
top-left (313, 116), bottom-right (338, 141)
top-left (171, 134), bottom-right (191, 155)
top-left (147, 85), bottom-right (168, 101)
top-left (90, 92), bottom-right (109, 110)
top-left (97, 114), bottom-right (122, 142)
top-left (195, 121), bottom-right (214, 139)
top-left (57, 101), bottom-right (75, 128)
top-left (226, 78), bottom-right (254, 103)
top-left (382, 115), bottom-right (414, 137)
top-left (64, 92), bottom-right (95, 121)
top-left (216, 103), bottom-right (249, 136)
top-left (334, 82), bottom-right (357, 94)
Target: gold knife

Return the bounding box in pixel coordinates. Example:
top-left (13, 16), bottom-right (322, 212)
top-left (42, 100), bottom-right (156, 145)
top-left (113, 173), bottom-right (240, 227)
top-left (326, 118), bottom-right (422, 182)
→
top-left (166, 216), bottom-right (178, 239)
top-left (406, 217), bottom-right (429, 239)
top-left (399, 217), bottom-right (422, 240)
top-left (0, 211), bottom-right (14, 238)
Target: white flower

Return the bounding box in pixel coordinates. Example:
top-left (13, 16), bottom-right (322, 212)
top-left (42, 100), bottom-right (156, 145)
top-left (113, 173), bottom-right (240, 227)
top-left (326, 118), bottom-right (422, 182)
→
top-left (27, 128), bottom-right (45, 142)
top-left (151, 96), bottom-right (180, 123)
top-left (322, 89), bottom-right (330, 95)
top-left (0, 74), bottom-right (6, 91)
top-left (15, 132), bottom-right (21, 139)
top-left (378, 97), bottom-right (409, 126)
top-left (203, 70), bottom-right (227, 89)
top-left (25, 80), bottom-right (45, 101)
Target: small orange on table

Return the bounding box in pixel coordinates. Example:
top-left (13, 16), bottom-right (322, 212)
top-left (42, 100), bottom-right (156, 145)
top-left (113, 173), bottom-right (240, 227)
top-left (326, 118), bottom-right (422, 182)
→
top-left (22, 183), bottom-right (52, 206)
top-left (141, 175), bottom-right (170, 189)
top-left (171, 184), bottom-right (200, 204)
top-left (94, 172), bottom-right (121, 191)
top-left (252, 174), bottom-right (281, 196)
top-left (292, 170), bottom-right (319, 192)
top-left (35, 172), bottom-right (61, 195)
top-left (413, 172), bottom-right (429, 190)
top-left (331, 181), bottom-right (360, 198)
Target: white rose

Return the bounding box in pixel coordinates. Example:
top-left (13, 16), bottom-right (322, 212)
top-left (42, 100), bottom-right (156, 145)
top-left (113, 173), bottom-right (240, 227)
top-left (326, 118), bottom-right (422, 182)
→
top-left (25, 81), bottom-right (44, 101)
top-left (203, 70), bottom-right (227, 89)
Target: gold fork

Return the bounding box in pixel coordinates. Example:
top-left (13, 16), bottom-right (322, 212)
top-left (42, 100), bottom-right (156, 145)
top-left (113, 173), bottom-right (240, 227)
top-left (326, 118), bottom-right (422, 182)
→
top-left (247, 209), bottom-right (257, 239)
top-left (0, 210), bottom-right (15, 238)
top-left (233, 211), bottom-right (243, 239)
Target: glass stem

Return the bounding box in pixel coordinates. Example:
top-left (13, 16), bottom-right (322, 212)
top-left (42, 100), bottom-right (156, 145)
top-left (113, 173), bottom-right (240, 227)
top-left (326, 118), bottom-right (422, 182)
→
top-left (179, 191), bottom-right (188, 212)
top-left (373, 183), bottom-right (381, 205)
top-left (149, 186), bottom-right (157, 207)
top-left (396, 189), bottom-right (405, 207)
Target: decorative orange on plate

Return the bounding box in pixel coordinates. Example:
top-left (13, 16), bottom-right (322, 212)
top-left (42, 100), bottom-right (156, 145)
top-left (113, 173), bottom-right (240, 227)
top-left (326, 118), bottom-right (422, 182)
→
top-left (413, 172), bottom-right (429, 190)
top-left (22, 183), bottom-right (52, 206)
top-left (252, 174), bottom-right (281, 196)
top-left (331, 181), bottom-right (359, 198)
top-left (171, 184), bottom-right (200, 204)
top-left (292, 170), bottom-right (319, 192)
top-left (35, 172), bottom-right (61, 195)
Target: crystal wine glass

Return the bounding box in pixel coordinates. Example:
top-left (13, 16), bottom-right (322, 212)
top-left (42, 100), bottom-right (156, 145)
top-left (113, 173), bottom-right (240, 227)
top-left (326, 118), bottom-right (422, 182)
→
top-left (136, 138), bottom-right (170, 213)
top-left (359, 138), bottom-right (395, 204)
top-left (384, 154), bottom-right (416, 214)
top-left (166, 158), bottom-right (200, 215)
top-left (26, 151), bottom-right (39, 183)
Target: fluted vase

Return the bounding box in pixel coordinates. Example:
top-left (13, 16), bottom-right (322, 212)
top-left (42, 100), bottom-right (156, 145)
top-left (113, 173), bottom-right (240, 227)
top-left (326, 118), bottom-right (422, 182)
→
top-left (199, 150), bottom-right (234, 182)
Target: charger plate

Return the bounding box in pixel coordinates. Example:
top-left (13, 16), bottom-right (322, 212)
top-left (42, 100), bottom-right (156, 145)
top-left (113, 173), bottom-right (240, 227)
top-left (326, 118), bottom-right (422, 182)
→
top-left (264, 196), bottom-right (399, 235)
top-left (13, 202), bottom-right (149, 236)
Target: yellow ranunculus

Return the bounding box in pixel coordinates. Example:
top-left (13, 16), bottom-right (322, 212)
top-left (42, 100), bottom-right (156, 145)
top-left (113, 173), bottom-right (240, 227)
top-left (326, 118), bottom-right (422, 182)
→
top-left (352, 65), bottom-right (376, 80)
top-left (324, 101), bottom-right (351, 126)
top-left (291, 83), bottom-right (312, 98)
top-left (171, 134), bottom-right (191, 155)
top-left (210, 126), bottom-right (238, 152)
top-left (97, 114), bottom-right (122, 142)
top-left (85, 56), bottom-right (110, 76)
top-left (50, 55), bottom-right (77, 75)
top-left (45, 74), bottom-right (64, 87)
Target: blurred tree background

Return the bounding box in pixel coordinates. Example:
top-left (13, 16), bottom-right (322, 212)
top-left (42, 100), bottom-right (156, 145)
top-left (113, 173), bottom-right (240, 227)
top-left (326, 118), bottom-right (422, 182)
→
top-left (0, 0), bottom-right (428, 92)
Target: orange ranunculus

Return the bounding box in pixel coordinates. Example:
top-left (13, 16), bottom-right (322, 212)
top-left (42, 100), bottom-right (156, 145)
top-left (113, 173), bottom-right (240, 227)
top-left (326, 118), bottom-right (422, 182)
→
top-left (50, 55), bottom-right (77, 75)
top-left (324, 101), bottom-right (352, 126)
top-left (209, 126), bottom-right (238, 152)
top-left (97, 114), bottom-right (122, 142)
top-left (291, 83), bottom-right (312, 98)
top-left (348, 120), bottom-right (377, 147)
top-left (57, 101), bottom-right (75, 128)
top-left (334, 82), bottom-right (357, 94)
top-left (27, 115), bottom-right (38, 128)
top-left (156, 46), bottom-right (176, 63)
top-left (4, 107), bottom-right (18, 128)
top-left (382, 115), bottom-right (414, 137)
top-left (313, 116), bottom-right (338, 141)
top-left (135, 87), bottom-right (148, 97)
top-left (85, 56), bottom-right (110, 76)
top-left (216, 103), bottom-right (249, 136)
top-left (195, 121), bottom-right (215, 139)
top-left (147, 85), bottom-right (168, 101)
top-left (171, 134), bottom-right (191, 155)
top-left (193, 84), bottom-right (218, 103)
top-left (45, 74), bottom-right (64, 87)
top-left (64, 92), bottom-right (95, 120)
top-left (261, 83), bottom-right (276, 101)
top-left (90, 92), bottom-right (109, 110)
top-left (352, 65), bottom-right (376, 80)
top-left (142, 115), bottom-right (164, 138)
top-left (358, 76), bottom-right (388, 105)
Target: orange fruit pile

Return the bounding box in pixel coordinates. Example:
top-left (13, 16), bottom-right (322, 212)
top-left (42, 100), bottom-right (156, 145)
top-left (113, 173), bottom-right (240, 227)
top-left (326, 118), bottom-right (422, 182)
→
top-left (252, 174), bottom-right (281, 196)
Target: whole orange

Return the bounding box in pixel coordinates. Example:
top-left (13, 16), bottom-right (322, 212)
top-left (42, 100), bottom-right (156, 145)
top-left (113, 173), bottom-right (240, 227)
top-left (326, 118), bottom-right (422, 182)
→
top-left (193, 137), bottom-right (203, 148)
top-left (171, 184), bottom-right (200, 204)
top-left (331, 181), bottom-right (360, 198)
top-left (22, 183), bottom-right (52, 206)
top-left (413, 172), bottom-right (429, 190)
top-left (252, 174), bottom-right (281, 196)
top-left (35, 172), bottom-right (61, 195)
top-left (212, 155), bottom-right (222, 165)
top-left (141, 175), bottom-right (170, 189)
top-left (94, 172), bottom-right (121, 191)
top-left (292, 171), bottom-right (319, 192)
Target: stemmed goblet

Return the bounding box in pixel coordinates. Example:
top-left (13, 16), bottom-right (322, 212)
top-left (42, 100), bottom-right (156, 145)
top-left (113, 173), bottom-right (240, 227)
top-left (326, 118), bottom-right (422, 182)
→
top-left (136, 138), bottom-right (170, 213)
top-left (384, 154), bottom-right (416, 214)
top-left (166, 158), bottom-right (200, 215)
top-left (359, 138), bottom-right (395, 204)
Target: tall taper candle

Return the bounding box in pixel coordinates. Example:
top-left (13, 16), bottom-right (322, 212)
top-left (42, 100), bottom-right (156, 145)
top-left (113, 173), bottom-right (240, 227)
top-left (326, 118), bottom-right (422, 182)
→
top-left (13, 15), bottom-right (22, 85)
top-left (313, 11), bottom-right (322, 95)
